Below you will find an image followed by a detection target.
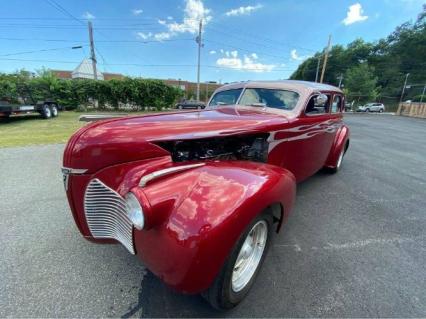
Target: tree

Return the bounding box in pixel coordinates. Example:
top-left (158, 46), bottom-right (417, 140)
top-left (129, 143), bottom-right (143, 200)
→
top-left (344, 64), bottom-right (379, 104)
top-left (290, 6), bottom-right (426, 110)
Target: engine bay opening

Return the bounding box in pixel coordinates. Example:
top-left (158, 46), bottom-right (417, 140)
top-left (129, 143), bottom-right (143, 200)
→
top-left (155, 134), bottom-right (269, 163)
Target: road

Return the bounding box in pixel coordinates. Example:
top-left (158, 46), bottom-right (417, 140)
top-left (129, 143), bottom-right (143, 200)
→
top-left (0, 114), bottom-right (425, 317)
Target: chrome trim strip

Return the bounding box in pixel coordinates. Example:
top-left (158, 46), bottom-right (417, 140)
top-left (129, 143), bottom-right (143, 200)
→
top-left (139, 163), bottom-right (205, 187)
top-left (84, 178), bottom-right (135, 254)
top-left (61, 167), bottom-right (88, 191)
top-left (61, 167), bottom-right (88, 175)
top-left (79, 114), bottom-right (127, 122)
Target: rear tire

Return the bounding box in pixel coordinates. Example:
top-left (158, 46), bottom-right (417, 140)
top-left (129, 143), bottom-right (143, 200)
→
top-left (41, 104), bottom-right (52, 119)
top-left (327, 146), bottom-right (346, 174)
top-left (202, 210), bottom-right (273, 310)
top-left (50, 104), bottom-right (58, 117)
top-left (365, 108), bottom-right (370, 113)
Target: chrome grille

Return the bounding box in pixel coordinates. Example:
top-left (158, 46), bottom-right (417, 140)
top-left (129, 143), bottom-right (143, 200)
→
top-left (84, 178), bottom-right (135, 254)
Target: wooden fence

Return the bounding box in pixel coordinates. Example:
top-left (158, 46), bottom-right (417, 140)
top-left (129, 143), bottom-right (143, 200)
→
top-left (397, 102), bottom-right (426, 118)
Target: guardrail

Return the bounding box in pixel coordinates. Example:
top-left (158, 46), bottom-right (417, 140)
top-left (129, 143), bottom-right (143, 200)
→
top-left (397, 102), bottom-right (426, 118)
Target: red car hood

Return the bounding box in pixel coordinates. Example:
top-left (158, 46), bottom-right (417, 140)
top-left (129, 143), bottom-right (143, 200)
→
top-left (84, 107), bottom-right (286, 141)
top-left (65, 107), bottom-right (287, 172)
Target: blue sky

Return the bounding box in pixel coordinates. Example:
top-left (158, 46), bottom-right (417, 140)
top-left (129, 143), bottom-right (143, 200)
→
top-left (0, 0), bottom-right (423, 83)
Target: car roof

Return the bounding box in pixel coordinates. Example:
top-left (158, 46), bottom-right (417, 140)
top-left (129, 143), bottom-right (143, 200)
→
top-left (215, 80), bottom-right (343, 95)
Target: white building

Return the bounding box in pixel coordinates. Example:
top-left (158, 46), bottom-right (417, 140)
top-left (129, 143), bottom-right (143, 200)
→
top-left (71, 58), bottom-right (104, 80)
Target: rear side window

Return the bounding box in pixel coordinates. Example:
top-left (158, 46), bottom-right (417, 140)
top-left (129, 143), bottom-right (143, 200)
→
top-left (209, 89), bottom-right (242, 106)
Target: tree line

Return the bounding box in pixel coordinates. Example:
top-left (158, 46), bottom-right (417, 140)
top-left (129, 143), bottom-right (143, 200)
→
top-left (0, 70), bottom-right (184, 111)
top-left (290, 5), bottom-right (426, 110)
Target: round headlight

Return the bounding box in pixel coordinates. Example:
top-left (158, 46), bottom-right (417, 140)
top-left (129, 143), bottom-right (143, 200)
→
top-left (125, 192), bottom-right (144, 230)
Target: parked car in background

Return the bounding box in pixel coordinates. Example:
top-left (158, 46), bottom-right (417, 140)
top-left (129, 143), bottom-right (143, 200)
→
top-left (175, 99), bottom-right (206, 109)
top-left (62, 80), bottom-right (350, 310)
top-left (357, 103), bottom-right (385, 113)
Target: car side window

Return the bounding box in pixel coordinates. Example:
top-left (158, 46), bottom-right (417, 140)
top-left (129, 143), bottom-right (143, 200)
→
top-left (331, 95), bottom-right (342, 113)
top-left (305, 94), bottom-right (331, 115)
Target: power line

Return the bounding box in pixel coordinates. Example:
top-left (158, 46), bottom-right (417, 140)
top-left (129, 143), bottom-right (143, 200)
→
top-left (0, 46), bottom-right (86, 57)
top-left (0, 57), bottom-right (300, 72)
top-left (0, 36), bottom-right (194, 43)
top-left (44, 0), bottom-right (85, 26)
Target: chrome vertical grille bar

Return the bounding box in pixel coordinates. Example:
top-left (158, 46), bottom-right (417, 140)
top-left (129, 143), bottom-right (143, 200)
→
top-left (84, 178), bottom-right (135, 254)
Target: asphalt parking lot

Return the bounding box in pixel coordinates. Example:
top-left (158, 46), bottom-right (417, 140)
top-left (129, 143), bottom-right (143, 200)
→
top-left (1, 114), bottom-right (425, 317)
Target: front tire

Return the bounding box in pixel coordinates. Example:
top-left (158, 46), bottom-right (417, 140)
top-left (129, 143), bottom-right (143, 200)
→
top-left (203, 211), bottom-right (273, 310)
top-left (365, 108), bottom-right (370, 113)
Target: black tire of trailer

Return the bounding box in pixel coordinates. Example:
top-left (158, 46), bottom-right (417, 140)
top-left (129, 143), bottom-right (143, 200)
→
top-left (40, 104), bottom-right (52, 119)
top-left (50, 104), bottom-right (59, 117)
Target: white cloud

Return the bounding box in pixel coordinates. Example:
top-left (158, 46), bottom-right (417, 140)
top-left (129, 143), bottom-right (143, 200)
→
top-left (154, 32), bottom-right (172, 41)
top-left (225, 4), bottom-right (263, 17)
top-left (132, 9), bottom-right (143, 16)
top-left (290, 49), bottom-right (310, 61)
top-left (137, 32), bottom-right (153, 40)
top-left (342, 3), bottom-right (368, 25)
top-left (216, 51), bottom-right (275, 72)
top-left (165, 0), bottom-right (212, 34)
top-left (209, 50), bottom-right (217, 54)
top-left (220, 49), bottom-right (224, 54)
top-left (146, 0), bottom-right (212, 42)
top-left (82, 12), bottom-right (95, 20)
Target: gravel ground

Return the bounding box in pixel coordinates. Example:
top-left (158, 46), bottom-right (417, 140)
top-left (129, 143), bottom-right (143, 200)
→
top-left (0, 114), bottom-right (425, 317)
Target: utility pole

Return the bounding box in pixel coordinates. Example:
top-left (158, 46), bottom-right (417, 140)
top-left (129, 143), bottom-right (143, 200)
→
top-left (320, 34), bottom-right (332, 84)
top-left (420, 84), bottom-right (426, 103)
top-left (399, 73), bottom-right (410, 103)
top-left (338, 74), bottom-right (344, 88)
top-left (88, 21), bottom-right (98, 80)
top-left (205, 81), bottom-right (209, 104)
top-left (195, 20), bottom-right (203, 101)
top-left (315, 56), bottom-right (321, 82)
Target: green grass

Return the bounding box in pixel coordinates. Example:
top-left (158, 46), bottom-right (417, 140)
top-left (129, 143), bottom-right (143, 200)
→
top-left (0, 111), bottom-right (149, 148)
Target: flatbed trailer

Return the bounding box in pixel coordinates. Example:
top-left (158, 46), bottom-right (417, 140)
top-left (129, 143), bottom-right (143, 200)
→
top-left (0, 100), bottom-right (60, 119)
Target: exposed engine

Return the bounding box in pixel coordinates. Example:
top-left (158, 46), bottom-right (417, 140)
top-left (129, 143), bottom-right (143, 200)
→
top-left (156, 134), bottom-right (269, 163)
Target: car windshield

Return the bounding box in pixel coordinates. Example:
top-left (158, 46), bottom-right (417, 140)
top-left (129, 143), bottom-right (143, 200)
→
top-left (239, 88), bottom-right (299, 111)
top-left (209, 89), bottom-right (242, 106)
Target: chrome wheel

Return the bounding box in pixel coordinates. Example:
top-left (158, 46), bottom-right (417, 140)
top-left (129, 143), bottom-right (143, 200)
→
top-left (44, 107), bottom-right (51, 118)
top-left (51, 106), bottom-right (58, 117)
top-left (232, 220), bottom-right (268, 292)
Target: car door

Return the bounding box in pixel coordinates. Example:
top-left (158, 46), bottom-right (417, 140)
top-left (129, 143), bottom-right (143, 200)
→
top-left (278, 92), bottom-right (336, 181)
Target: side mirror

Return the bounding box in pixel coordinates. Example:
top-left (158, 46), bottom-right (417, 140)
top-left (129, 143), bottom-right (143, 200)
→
top-left (314, 94), bottom-right (328, 106)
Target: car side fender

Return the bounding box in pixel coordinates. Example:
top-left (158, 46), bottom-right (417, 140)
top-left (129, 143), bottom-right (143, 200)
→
top-left (325, 124), bottom-right (350, 168)
top-left (132, 161), bottom-right (296, 294)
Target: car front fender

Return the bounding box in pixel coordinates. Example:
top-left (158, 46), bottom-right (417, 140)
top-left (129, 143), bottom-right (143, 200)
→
top-left (132, 161), bottom-right (296, 294)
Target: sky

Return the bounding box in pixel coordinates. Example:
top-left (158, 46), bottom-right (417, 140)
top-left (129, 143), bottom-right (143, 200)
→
top-left (0, 0), bottom-right (424, 83)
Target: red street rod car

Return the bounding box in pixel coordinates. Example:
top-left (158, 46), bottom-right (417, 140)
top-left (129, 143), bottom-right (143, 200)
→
top-left (62, 80), bottom-right (350, 310)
